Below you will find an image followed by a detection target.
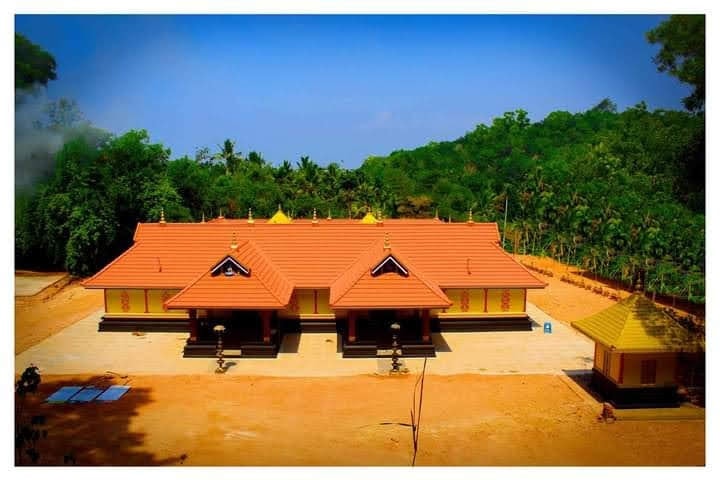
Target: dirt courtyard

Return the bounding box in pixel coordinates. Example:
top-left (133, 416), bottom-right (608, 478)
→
top-left (14, 262), bottom-right (705, 467)
top-left (20, 373), bottom-right (704, 466)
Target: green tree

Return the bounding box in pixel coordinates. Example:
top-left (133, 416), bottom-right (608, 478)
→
top-left (647, 15), bottom-right (705, 112)
top-left (15, 33), bottom-right (57, 90)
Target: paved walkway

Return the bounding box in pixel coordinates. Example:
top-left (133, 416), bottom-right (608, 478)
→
top-left (15, 303), bottom-right (594, 377)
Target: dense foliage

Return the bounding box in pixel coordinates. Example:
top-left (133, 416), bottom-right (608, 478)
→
top-left (15, 33), bottom-right (57, 89)
top-left (15, 18), bottom-right (705, 303)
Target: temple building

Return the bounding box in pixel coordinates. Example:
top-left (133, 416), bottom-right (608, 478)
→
top-left (83, 208), bottom-right (546, 358)
top-left (573, 292), bottom-right (703, 408)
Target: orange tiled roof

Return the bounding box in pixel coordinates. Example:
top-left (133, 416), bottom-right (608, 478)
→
top-left (330, 239), bottom-right (451, 309)
top-left (84, 221), bottom-right (546, 302)
top-left (165, 240), bottom-right (293, 309)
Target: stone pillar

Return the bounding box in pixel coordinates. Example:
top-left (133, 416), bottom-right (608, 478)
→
top-left (262, 311), bottom-right (272, 344)
top-left (348, 311), bottom-right (357, 343)
top-left (189, 309), bottom-right (198, 342)
top-left (421, 309), bottom-right (431, 343)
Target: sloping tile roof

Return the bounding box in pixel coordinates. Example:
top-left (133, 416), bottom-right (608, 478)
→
top-left (165, 240), bottom-right (293, 309)
top-left (572, 294), bottom-right (701, 352)
top-left (330, 239), bottom-right (452, 309)
top-left (84, 220), bottom-right (546, 295)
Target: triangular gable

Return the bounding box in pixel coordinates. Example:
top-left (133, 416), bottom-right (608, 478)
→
top-left (371, 255), bottom-right (409, 277)
top-left (165, 242), bottom-right (294, 310)
top-left (210, 255), bottom-right (250, 277)
top-left (330, 240), bottom-right (451, 309)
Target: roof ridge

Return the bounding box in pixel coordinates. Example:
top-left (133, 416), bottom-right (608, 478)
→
top-left (329, 239), bottom-right (385, 304)
top-left (239, 239), bottom-right (294, 305)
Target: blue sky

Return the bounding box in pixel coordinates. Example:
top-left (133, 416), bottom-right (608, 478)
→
top-left (15, 14), bottom-right (689, 168)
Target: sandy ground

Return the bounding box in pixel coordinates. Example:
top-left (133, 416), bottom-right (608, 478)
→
top-left (17, 373), bottom-right (704, 466)
top-left (15, 280), bottom-right (103, 355)
top-left (521, 257), bottom-right (618, 325)
top-left (13, 267), bottom-right (705, 466)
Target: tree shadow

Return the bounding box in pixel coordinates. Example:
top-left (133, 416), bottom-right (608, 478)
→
top-left (17, 374), bottom-right (186, 466)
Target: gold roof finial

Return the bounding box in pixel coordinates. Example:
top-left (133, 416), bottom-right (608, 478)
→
top-left (467, 208), bottom-right (474, 224)
top-left (201, 212), bottom-right (206, 223)
top-left (327, 209), bottom-right (332, 220)
top-left (312, 208), bottom-right (319, 225)
top-left (247, 208), bottom-right (255, 224)
top-left (230, 232), bottom-right (238, 251)
top-left (218, 208), bottom-right (224, 219)
top-left (435, 208), bottom-right (439, 221)
top-left (383, 232), bottom-right (391, 250)
top-left (159, 207), bottom-right (166, 224)
top-left (376, 209), bottom-right (384, 225)
top-left (278, 203), bottom-right (282, 212)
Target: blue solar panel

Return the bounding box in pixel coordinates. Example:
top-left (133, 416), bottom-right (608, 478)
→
top-left (68, 387), bottom-right (105, 403)
top-left (46, 386), bottom-right (83, 403)
top-left (96, 385), bottom-right (130, 402)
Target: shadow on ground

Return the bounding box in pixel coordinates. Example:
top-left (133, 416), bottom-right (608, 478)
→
top-left (278, 333), bottom-right (300, 354)
top-left (16, 374), bottom-right (185, 466)
top-left (562, 369), bottom-right (604, 403)
top-left (431, 334), bottom-right (452, 353)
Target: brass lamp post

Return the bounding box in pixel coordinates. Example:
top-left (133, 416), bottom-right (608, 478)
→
top-left (390, 322), bottom-right (401, 373)
top-left (213, 324), bottom-right (226, 373)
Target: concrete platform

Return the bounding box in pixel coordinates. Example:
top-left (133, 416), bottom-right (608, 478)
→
top-left (15, 302), bottom-right (595, 377)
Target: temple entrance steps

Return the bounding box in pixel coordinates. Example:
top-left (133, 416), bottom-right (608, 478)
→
top-left (299, 321), bottom-right (337, 333)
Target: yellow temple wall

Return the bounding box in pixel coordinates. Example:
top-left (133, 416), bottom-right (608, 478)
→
top-left (104, 289), bottom-right (187, 317)
top-left (440, 288), bottom-right (526, 315)
top-left (621, 353), bottom-right (677, 386)
top-left (279, 289), bottom-right (333, 318)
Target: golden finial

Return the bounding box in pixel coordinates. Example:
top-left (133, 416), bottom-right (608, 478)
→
top-left (230, 232), bottom-right (238, 251)
top-left (247, 208), bottom-right (254, 224)
top-left (312, 208), bottom-right (319, 225)
top-left (434, 208), bottom-right (439, 221)
top-left (218, 208), bottom-right (224, 219)
top-left (383, 232), bottom-right (391, 250)
top-left (467, 208), bottom-right (474, 224)
top-left (376, 209), bottom-right (384, 225)
top-left (159, 207), bottom-right (166, 224)
top-left (327, 209), bottom-right (332, 220)
top-left (278, 203), bottom-right (282, 212)
top-left (201, 212), bottom-right (206, 223)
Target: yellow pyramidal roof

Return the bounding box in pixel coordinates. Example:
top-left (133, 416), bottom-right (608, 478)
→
top-left (267, 207), bottom-right (291, 224)
top-left (572, 293), bottom-right (700, 353)
top-left (360, 212), bottom-right (377, 224)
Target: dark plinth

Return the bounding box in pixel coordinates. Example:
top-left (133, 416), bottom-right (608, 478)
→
top-left (342, 341), bottom-right (436, 358)
top-left (437, 317), bottom-right (532, 332)
top-left (183, 340), bottom-right (278, 358)
top-left (591, 370), bottom-right (680, 409)
top-left (98, 316), bottom-right (190, 332)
